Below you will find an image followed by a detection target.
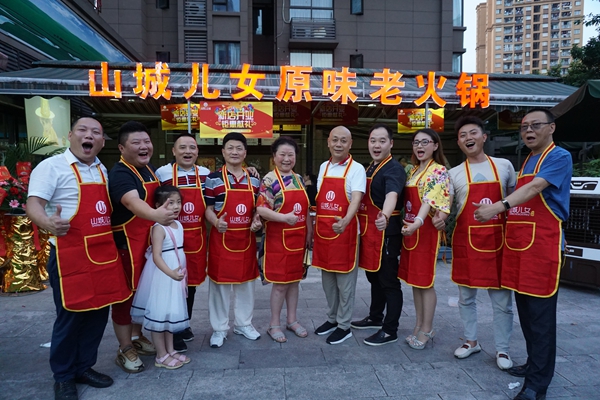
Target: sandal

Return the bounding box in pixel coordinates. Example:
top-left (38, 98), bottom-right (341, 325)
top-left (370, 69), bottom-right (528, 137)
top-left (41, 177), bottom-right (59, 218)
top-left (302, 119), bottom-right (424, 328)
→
top-left (267, 326), bottom-right (287, 343)
top-left (286, 321), bottom-right (308, 338)
top-left (154, 354), bottom-right (183, 370)
top-left (169, 352), bottom-right (191, 364)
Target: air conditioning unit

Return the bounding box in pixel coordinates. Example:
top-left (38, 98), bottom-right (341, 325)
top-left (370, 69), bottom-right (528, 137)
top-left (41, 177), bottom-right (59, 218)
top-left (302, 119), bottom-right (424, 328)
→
top-left (562, 177), bottom-right (600, 289)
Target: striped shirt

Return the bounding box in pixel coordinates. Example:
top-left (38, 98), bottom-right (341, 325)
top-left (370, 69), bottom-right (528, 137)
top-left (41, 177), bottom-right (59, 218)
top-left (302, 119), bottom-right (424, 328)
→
top-left (204, 168), bottom-right (260, 212)
top-left (155, 163), bottom-right (210, 189)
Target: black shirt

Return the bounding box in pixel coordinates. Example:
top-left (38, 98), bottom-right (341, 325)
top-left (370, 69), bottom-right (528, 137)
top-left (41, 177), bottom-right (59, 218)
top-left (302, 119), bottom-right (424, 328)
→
top-left (109, 161), bottom-right (158, 247)
top-left (365, 157), bottom-right (406, 237)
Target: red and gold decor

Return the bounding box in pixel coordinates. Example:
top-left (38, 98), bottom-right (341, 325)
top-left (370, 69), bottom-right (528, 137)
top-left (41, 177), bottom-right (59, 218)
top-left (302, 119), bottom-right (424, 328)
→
top-left (0, 165), bottom-right (46, 293)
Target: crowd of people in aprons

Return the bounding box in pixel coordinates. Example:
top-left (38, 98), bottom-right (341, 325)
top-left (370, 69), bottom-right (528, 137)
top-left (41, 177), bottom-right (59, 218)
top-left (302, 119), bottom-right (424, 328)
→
top-left (29, 108), bottom-right (570, 400)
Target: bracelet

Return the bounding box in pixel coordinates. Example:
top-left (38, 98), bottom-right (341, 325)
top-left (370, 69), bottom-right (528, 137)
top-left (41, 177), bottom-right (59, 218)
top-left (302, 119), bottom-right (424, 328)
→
top-left (414, 216), bottom-right (424, 226)
top-left (501, 199), bottom-right (511, 211)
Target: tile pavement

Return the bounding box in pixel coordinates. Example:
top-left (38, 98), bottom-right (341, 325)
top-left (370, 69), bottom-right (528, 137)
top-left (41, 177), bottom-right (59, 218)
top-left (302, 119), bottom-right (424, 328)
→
top-left (1, 261), bottom-right (599, 400)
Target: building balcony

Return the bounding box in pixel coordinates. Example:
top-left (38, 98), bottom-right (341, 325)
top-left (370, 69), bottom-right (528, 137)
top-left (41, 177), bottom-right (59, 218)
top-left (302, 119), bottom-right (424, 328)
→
top-left (289, 18), bottom-right (338, 49)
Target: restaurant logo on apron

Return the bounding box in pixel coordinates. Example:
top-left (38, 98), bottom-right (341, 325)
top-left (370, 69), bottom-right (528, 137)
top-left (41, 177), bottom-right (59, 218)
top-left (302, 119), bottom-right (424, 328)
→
top-left (236, 204), bottom-right (247, 215)
top-left (183, 202), bottom-right (195, 214)
top-left (95, 200), bottom-right (107, 214)
top-left (325, 190), bottom-right (335, 201)
top-left (509, 206), bottom-right (534, 217)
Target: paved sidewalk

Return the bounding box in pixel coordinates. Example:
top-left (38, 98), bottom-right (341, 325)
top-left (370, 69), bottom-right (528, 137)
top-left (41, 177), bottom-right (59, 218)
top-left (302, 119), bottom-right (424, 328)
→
top-left (1, 261), bottom-right (599, 400)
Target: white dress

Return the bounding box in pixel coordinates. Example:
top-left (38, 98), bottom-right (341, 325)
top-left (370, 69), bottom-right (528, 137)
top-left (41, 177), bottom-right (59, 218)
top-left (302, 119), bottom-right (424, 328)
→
top-left (131, 221), bottom-right (190, 333)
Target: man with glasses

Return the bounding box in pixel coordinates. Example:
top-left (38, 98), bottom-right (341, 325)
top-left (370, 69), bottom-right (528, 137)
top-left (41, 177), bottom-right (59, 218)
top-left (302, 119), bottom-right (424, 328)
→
top-left (447, 116), bottom-right (515, 370)
top-left (474, 109), bottom-right (572, 400)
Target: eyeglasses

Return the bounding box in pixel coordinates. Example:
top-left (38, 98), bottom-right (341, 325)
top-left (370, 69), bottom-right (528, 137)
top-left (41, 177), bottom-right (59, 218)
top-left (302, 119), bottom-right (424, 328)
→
top-left (412, 139), bottom-right (434, 147)
top-left (519, 122), bottom-right (552, 132)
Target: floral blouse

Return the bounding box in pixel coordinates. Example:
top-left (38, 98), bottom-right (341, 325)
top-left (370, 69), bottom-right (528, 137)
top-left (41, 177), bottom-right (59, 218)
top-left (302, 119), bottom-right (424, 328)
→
top-left (256, 170), bottom-right (304, 212)
top-left (406, 161), bottom-right (451, 214)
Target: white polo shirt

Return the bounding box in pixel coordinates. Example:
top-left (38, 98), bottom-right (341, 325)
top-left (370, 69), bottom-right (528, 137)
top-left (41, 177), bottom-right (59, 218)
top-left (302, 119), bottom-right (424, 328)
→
top-left (317, 156), bottom-right (366, 199)
top-left (28, 149), bottom-right (107, 244)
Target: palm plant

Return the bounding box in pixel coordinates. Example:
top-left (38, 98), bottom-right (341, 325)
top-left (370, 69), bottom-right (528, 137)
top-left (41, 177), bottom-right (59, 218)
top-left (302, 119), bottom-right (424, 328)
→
top-left (1, 137), bottom-right (66, 176)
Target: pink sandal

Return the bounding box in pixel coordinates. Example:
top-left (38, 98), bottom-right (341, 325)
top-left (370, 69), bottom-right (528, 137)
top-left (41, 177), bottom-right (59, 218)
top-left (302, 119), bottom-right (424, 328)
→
top-left (154, 354), bottom-right (183, 370)
top-left (169, 352), bottom-right (191, 364)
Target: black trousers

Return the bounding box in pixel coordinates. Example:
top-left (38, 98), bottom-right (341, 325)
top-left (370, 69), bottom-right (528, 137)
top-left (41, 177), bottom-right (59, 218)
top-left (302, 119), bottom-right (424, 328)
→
top-left (365, 235), bottom-right (403, 335)
top-left (48, 246), bottom-right (109, 382)
top-left (515, 290), bottom-right (558, 394)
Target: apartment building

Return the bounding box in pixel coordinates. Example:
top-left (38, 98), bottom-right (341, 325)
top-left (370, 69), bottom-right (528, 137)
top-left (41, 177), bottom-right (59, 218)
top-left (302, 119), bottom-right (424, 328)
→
top-left (78, 0), bottom-right (466, 71)
top-left (476, 0), bottom-right (584, 75)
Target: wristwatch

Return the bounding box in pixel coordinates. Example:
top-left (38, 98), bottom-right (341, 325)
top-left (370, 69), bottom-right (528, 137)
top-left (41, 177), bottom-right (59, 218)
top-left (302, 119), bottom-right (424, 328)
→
top-left (501, 199), bottom-right (511, 211)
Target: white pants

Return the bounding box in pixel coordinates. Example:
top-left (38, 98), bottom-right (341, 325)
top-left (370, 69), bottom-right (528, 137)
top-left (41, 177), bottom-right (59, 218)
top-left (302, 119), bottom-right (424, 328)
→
top-left (209, 280), bottom-right (255, 332)
top-left (458, 285), bottom-right (514, 353)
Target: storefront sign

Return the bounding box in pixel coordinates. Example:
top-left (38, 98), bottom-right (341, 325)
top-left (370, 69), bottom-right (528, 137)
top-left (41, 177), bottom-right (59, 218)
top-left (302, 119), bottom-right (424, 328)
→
top-left (161, 104), bottom-right (199, 130)
top-left (199, 101), bottom-right (273, 138)
top-left (88, 62), bottom-right (491, 109)
top-left (273, 101), bottom-right (311, 124)
top-left (313, 103), bottom-right (358, 125)
top-left (397, 108), bottom-right (445, 133)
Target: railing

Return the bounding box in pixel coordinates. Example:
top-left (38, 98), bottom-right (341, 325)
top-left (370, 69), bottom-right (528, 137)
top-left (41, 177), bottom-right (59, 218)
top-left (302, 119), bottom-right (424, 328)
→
top-left (290, 18), bottom-right (336, 40)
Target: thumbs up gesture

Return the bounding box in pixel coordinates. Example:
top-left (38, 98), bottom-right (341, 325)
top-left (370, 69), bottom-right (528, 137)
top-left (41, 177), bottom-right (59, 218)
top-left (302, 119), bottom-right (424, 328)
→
top-left (49, 204), bottom-right (71, 236)
top-left (216, 212), bottom-right (228, 233)
top-left (282, 210), bottom-right (299, 226)
top-left (155, 198), bottom-right (175, 226)
top-left (374, 211), bottom-right (388, 231)
top-left (332, 215), bottom-right (348, 234)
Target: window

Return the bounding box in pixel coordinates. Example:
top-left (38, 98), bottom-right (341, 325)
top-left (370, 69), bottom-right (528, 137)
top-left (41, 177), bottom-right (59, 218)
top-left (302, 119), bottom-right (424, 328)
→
top-left (453, 0), bottom-right (463, 25)
top-left (349, 54), bottom-right (363, 68)
top-left (290, 50), bottom-right (332, 67)
top-left (452, 53), bottom-right (462, 72)
top-left (496, 36), bottom-right (502, 41)
top-left (496, 27), bottom-right (502, 32)
top-left (497, 9), bottom-right (502, 14)
top-left (496, 18), bottom-right (502, 22)
top-left (574, 10), bottom-right (581, 15)
top-left (496, 54), bottom-right (502, 59)
top-left (290, 0), bottom-right (333, 19)
top-left (574, 29), bottom-right (580, 34)
top-left (213, 0), bottom-right (239, 12)
top-left (214, 42), bottom-right (240, 64)
top-left (351, 0), bottom-right (363, 15)
top-left (156, 0), bottom-right (169, 9)
top-left (495, 45), bottom-right (502, 50)
top-left (156, 51), bottom-right (170, 62)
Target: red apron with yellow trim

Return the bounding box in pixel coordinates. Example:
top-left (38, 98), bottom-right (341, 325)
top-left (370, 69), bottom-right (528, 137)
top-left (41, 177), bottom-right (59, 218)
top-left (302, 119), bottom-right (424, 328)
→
top-left (112, 158), bottom-right (158, 290)
top-left (398, 161), bottom-right (440, 288)
top-left (502, 144), bottom-right (562, 297)
top-left (358, 155), bottom-right (400, 272)
top-left (55, 164), bottom-right (131, 311)
top-left (207, 167), bottom-right (258, 283)
top-left (262, 168), bottom-right (309, 283)
top-left (451, 157), bottom-right (505, 288)
top-left (312, 157), bottom-right (358, 273)
top-left (172, 163), bottom-right (207, 286)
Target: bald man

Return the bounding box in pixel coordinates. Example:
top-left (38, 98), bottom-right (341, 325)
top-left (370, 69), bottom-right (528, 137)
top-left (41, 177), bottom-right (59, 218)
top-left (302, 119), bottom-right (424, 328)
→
top-left (312, 126), bottom-right (366, 345)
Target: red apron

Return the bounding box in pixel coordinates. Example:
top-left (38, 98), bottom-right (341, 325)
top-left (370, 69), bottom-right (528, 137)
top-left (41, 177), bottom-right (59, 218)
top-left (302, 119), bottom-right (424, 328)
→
top-left (358, 155), bottom-right (401, 272)
top-left (55, 164), bottom-right (131, 311)
top-left (451, 156), bottom-right (505, 288)
top-left (502, 143), bottom-right (562, 297)
top-left (312, 157), bottom-right (359, 273)
top-left (398, 160), bottom-right (441, 288)
top-left (262, 168), bottom-right (309, 283)
top-left (112, 157), bottom-right (159, 290)
top-left (207, 167), bottom-right (258, 283)
top-left (172, 163), bottom-right (207, 286)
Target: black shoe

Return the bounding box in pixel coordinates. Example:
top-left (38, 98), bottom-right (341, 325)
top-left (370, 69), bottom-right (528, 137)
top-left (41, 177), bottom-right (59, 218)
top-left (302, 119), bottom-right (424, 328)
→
top-left (363, 329), bottom-right (398, 346)
top-left (507, 363), bottom-right (528, 378)
top-left (315, 321), bottom-right (338, 336)
top-left (350, 316), bottom-right (383, 330)
top-left (74, 368), bottom-right (113, 388)
top-left (513, 387), bottom-right (546, 400)
top-left (180, 327), bottom-right (195, 342)
top-left (326, 328), bottom-right (353, 344)
top-left (54, 380), bottom-right (78, 400)
top-left (173, 336), bottom-right (188, 353)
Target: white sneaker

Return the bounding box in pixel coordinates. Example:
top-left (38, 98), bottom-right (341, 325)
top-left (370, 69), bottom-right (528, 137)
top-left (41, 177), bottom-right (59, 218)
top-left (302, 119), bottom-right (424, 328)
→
top-left (233, 325), bottom-right (261, 340)
top-left (210, 331), bottom-right (227, 348)
top-left (454, 342), bottom-right (482, 359)
top-left (496, 351), bottom-right (513, 370)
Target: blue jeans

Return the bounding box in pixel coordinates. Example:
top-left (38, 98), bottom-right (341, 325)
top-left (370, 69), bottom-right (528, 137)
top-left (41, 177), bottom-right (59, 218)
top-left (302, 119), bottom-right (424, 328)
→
top-left (458, 285), bottom-right (514, 353)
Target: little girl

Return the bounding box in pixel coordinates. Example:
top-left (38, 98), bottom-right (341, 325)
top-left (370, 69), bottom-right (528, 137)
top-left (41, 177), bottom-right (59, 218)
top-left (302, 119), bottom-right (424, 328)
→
top-left (131, 185), bottom-right (191, 370)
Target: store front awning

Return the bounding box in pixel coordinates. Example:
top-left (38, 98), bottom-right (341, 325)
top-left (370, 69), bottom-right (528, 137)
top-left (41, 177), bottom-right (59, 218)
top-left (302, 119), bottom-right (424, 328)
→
top-left (0, 61), bottom-right (578, 108)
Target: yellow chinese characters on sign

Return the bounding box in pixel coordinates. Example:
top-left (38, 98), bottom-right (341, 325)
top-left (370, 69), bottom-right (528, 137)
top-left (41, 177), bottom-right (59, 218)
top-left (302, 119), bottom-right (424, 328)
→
top-left (199, 101), bottom-right (273, 139)
top-left (161, 104), bottom-right (199, 130)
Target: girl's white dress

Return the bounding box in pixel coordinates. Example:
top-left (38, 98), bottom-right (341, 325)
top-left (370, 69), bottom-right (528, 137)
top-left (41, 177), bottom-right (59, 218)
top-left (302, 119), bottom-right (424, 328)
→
top-left (131, 221), bottom-right (189, 333)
